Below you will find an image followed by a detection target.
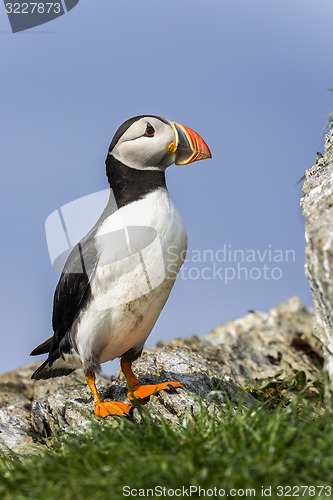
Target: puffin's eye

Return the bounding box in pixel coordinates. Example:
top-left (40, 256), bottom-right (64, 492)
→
top-left (144, 123), bottom-right (155, 137)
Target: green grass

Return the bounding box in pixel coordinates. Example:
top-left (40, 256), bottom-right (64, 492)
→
top-left (1, 393), bottom-right (333, 500)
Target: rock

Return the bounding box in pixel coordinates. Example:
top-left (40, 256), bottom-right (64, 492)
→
top-left (301, 130), bottom-right (333, 382)
top-left (0, 298), bottom-right (323, 454)
top-left (0, 364), bottom-right (43, 454)
top-left (197, 296), bottom-right (323, 386)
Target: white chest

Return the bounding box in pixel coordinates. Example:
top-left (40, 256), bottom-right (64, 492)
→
top-left (94, 188), bottom-right (187, 300)
top-left (76, 189), bottom-right (187, 364)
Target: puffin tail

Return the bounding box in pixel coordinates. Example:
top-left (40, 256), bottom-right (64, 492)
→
top-left (31, 351), bottom-right (75, 380)
top-left (30, 337), bottom-right (53, 356)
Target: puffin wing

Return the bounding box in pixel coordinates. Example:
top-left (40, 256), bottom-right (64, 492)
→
top-left (51, 234), bottom-right (98, 348)
top-left (31, 196), bottom-right (118, 359)
top-left (31, 231), bottom-right (98, 359)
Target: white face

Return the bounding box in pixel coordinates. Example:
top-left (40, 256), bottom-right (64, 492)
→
top-left (110, 117), bottom-right (176, 171)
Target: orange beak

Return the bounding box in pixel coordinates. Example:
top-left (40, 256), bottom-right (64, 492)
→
top-left (171, 122), bottom-right (212, 165)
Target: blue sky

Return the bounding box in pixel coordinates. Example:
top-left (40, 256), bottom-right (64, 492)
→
top-left (1, 0), bottom-right (333, 375)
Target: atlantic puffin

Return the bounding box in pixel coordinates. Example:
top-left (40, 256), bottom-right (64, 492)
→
top-left (31, 115), bottom-right (211, 418)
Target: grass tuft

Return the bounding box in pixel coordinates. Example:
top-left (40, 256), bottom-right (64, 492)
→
top-left (0, 395), bottom-right (333, 499)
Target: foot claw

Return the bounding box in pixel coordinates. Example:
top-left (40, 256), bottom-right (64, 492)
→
top-left (95, 400), bottom-right (133, 419)
top-left (127, 381), bottom-right (183, 401)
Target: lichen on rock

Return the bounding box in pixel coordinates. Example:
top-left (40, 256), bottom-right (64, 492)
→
top-left (301, 129), bottom-right (333, 382)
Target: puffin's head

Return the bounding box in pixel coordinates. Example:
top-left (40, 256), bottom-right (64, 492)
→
top-left (106, 115), bottom-right (211, 171)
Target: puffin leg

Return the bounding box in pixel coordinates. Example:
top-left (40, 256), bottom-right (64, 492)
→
top-left (121, 359), bottom-right (183, 402)
top-left (85, 373), bottom-right (133, 419)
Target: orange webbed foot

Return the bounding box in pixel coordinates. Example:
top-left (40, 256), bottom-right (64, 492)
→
top-left (127, 381), bottom-right (183, 401)
top-left (95, 400), bottom-right (133, 419)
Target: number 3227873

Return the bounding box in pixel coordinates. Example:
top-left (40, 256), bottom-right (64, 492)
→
top-left (5, 3), bottom-right (61, 14)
